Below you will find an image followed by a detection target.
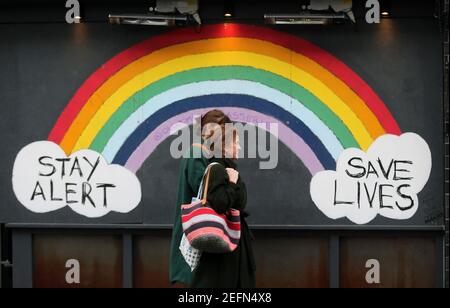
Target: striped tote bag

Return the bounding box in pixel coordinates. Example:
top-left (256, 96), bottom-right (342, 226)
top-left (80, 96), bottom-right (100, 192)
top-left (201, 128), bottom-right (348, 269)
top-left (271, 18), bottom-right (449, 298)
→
top-left (181, 162), bottom-right (241, 253)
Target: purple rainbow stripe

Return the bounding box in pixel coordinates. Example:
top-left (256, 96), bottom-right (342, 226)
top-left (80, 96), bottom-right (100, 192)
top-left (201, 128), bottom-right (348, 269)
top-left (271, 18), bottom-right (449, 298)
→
top-left (125, 107), bottom-right (325, 174)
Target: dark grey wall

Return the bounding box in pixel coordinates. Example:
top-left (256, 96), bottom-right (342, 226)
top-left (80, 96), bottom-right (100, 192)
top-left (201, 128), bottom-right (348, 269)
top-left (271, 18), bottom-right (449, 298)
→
top-left (0, 1), bottom-right (445, 226)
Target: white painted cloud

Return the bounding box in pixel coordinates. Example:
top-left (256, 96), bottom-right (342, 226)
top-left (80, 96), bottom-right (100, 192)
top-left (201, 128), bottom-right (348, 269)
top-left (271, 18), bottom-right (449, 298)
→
top-left (12, 141), bottom-right (142, 218)
top-left (310, 133), bottom-right (432, 225)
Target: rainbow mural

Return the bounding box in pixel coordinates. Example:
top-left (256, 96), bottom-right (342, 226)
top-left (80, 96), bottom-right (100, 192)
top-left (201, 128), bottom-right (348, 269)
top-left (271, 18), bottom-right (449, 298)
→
top-left (48, 23), bottom-right (401, 175)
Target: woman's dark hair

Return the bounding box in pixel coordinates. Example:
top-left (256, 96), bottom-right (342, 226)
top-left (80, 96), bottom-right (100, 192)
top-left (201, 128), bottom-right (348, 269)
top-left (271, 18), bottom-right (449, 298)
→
top-left (200, 109), bottom-right (235, 154)
top-left (201, 109), bottom-right (232, 128)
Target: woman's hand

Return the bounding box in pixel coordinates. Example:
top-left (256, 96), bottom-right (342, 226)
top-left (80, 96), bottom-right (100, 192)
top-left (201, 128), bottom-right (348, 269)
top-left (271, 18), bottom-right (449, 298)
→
top-left (226, 168), bottom-right (239, 184)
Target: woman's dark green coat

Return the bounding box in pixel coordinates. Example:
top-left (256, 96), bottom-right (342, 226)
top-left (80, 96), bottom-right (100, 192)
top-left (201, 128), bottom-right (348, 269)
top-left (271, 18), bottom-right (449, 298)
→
top-left (169, 145), bottom-right (256, 288)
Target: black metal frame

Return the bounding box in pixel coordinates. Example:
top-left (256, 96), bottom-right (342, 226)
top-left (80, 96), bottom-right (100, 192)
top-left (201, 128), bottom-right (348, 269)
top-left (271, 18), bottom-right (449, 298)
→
top-left (0, 224), bottom-right (12, 288)
top-left (440, 0), bottom-right (450, 290)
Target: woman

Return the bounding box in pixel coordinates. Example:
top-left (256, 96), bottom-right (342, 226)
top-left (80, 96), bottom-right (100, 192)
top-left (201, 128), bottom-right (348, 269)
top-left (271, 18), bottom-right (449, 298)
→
top-left (169, 109), bottom-right (256, 288)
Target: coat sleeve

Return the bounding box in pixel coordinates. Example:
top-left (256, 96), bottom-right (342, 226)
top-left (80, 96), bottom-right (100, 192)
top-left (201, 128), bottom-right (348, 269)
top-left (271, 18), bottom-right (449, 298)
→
top-left (205, 164), bottom-right (247, 214)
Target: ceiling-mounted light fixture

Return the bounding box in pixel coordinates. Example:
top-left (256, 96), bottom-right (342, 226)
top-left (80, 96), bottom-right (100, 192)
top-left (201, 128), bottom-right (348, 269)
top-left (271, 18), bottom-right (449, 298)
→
top-left (108, 0), bottom-right (200, 27)
top-left (224, 0), bottom-right (234, 18)
top-left (380, 0), bottom-right (391, 17)
top-left (265, 0), bottom-right (355, 25)
top-left (265, 12), bottom-right (348, 25)
top-left (108, 13), bottom-right (187, 26)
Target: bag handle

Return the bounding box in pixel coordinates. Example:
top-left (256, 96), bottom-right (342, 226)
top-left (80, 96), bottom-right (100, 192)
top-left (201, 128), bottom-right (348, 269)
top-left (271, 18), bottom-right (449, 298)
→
top-left (195, 163), bottom-right (209, 200)
top-left (197, 162), bottom-right (220, 205)
top-left (201, 165), bottom-right (213, 205)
